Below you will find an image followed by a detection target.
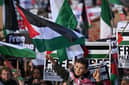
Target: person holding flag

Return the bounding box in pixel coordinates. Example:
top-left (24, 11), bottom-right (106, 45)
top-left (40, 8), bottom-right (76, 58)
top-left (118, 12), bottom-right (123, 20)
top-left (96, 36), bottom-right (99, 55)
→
top-left (46, 55), bottom-right (103, 85)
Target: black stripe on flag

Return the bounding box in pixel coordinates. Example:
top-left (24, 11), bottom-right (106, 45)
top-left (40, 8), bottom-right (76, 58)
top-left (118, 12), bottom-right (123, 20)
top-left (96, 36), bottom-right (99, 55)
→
top-left (17, 5), bottom-right (81, 42)
top-left (118, 32), bottom-right (129, 36)
top-left (86, 46), bottom-right (109, 50)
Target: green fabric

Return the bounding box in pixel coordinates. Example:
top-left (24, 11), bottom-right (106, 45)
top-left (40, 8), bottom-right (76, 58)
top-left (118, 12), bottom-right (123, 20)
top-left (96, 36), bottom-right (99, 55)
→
top-left (0, 0), bottom-right (3, 6)
top-left (32, 37), bottom-right (84, 52)
top-left (0, 42), bottom-right (36, 58)
top-left (12, 69), bottom-right (17, 72)
top-left (110, 74), bottom-right (117, 85)
top-left (109, 0), bottom-right (122, 5)
top-left (56, 0), bottom-right (77, 29)
top-left (17, 76), bottom-right (24, 80)
top-left (57, 48), bottom-right (68, 63)
top-left (101, 0), bottom-right (112, 26)
top-left (119, 41), bottom-right (129, 45)
top-left (86, 54), bottom-right (109, 58)
top-left (56, 0), bottom-right (78, 63)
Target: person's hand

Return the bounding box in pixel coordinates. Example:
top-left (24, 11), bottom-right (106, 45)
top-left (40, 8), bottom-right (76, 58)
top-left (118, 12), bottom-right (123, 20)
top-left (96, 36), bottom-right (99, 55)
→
top-left (45, 54), bottom-right (56, 65)
top-left (93, 69), bottom-right (100, 82)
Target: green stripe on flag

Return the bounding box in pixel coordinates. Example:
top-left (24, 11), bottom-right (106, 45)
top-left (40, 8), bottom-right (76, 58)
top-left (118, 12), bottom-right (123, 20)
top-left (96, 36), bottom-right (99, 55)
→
top-left (0, 46), bottom-right (36, 58)
top-left (0, 0), bottom-right (3, 6)
top-left (56, 0), bottom-right (77, 29)
top-left (86, 54), bottom-right (109, 58)
top-left (119, 41), bottom-right (129, 45)
top-left (101, 0), bottom-right (112, 26)
top-left (110, 74), bottom-right (117, 85)
top-left (32, 37), bottom-right (84, 52)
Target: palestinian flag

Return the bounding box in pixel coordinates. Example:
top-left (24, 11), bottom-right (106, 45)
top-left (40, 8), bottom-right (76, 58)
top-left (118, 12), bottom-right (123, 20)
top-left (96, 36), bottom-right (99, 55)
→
top-left (16, 5), bottom-right (85, 52)
top-left (118, 32), bottom-right (129, 45)
top-left (110, 53), bottom-right (119, 85)
top-left (50, 0), bottom-right (86, 62)
top-left (100, 0), bottom-right (112, 39)
top-left (85, 42), bottom-right (110, 58)
top-left (0, 41), bottom-right (35, 58)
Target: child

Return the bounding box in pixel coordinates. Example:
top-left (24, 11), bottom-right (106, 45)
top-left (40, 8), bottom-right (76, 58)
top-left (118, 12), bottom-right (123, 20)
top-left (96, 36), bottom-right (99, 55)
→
top-left (46, 55), bottom-right (102, 85)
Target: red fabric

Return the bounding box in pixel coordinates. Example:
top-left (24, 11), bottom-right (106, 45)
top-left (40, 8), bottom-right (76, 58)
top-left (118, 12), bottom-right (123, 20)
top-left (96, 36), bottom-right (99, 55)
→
top-left (4, 60), bottom-right (14, 69)
top-left (18, 20), bottom-right (25, 29)
top-left (70, 72), bottom-right (94, 85)
top-left (81, 45), bottom-right (89, 57)
top-left (118, 33), bottom-right (123, 44)
top-left (102, 80), bottom-right (111, 85)
top-left (16, 6), bottom-right (40, 38)
top-left (46, 51), bottom-right (53, 54)
top-left (111, 54), bottom-right (118, 75)
top-left (31, 0), bottom-right (36, 5)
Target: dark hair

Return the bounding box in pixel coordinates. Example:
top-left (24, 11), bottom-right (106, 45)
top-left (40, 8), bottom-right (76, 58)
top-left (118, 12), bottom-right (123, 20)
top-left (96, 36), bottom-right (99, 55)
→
top-left (0, 67), bottom-right (12, 76)
top-left (75, 57), bottom-right (89, 69)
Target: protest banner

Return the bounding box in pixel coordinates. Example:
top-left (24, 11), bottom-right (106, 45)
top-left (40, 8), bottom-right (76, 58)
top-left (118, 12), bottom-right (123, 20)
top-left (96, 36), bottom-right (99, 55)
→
top-left (117, 21), bottom-right (129, 83)
top-left (43, 41), bottom-right (111, 82)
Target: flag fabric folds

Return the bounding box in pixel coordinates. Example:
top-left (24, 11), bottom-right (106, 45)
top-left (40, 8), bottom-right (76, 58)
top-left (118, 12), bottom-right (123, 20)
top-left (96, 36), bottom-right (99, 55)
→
top-left (109, 0), bottom-right (122, 5)
top-left (4, 0), bottom-right (19, 31)
top-left (56, 0), bottom-right (77, 29)
top-left (100, 0), bottom-right (112, 39)
top-left (50, 0), bottom-right (64, 22)
top-left (0, 41), bottom-right (36, 58)
top-left (16, 5), bottom-right (85, 52)
top-left (53, 0), bottom-right (85, 62)
top-left (80, 0), bottom-right (91, 38)
top-left (0, 0), bottom-right (3, 5)
top-left (110, 53), bottom-right (118, 85)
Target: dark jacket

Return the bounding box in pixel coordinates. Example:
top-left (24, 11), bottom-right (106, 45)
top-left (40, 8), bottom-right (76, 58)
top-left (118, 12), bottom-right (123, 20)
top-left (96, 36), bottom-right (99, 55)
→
top-left (0, 78), bottom-right (18, 85)
top-left (53, 64), bottom-right (103, 85)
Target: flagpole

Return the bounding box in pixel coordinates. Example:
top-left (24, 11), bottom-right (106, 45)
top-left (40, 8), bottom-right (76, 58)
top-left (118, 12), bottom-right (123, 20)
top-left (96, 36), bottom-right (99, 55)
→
top-left (17, 59), bottom-right (19, 71)
top-left (107, 0), bottom-right (115, 36)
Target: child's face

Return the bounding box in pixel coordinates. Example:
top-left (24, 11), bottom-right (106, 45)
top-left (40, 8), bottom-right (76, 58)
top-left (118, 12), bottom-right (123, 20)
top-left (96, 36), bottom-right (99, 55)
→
top-left (74, 62), bottom-right (87, 77)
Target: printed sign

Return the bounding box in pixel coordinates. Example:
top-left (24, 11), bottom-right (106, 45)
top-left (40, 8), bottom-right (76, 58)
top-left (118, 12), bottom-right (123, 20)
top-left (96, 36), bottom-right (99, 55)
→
top-left (43, 59), bottom-right (73, 81)
top-left (88, 65), bottom-right (110, 82)
top-left (118, 45), bottom-right (129, 68)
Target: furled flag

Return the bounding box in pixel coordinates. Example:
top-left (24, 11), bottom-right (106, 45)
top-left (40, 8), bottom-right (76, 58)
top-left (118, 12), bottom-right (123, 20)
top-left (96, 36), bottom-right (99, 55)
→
top-left (80, 0), bottom-right (91, 38)
top-left (110, 40), bottom-right (118, 85)
top-left (16, 5), bottom-right (85, 52)
top-left (0, 41), bottom-right (36, 58)
top-left (0, 0), bottom-right (3, 30)
top-left (100, 0), bottom-right (112, 39)
top-left (4, 0), bottom-right (19, 31)
top-left (55, 0), bottom-right (77, 29)
top-left (110, 53), bottom-right (118, 85)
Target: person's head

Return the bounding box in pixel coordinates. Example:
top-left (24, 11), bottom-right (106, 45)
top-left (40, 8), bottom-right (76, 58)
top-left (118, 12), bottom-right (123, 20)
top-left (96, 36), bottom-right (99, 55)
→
top-left (74, 57), bottom-right (89, 77)
top-left (121, 76), bottom-right (129, 85)
top-left (32, 78), bottom-right (40, 85)
top-left (0, 67), bottom-right (12, 81)
top-left (32, 68), bottom-right (41, 79)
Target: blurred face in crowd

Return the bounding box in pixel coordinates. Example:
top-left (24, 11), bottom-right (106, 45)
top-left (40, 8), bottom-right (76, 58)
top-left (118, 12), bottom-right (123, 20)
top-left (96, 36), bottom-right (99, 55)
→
top-left (1, 69), bottom-right (11, 81)
top-left (121, 80), bottom-right (129, 85)
top-left (32, 69), bottom-right (40, 79)
top-left (74, 62), bottom-right (87, 77)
